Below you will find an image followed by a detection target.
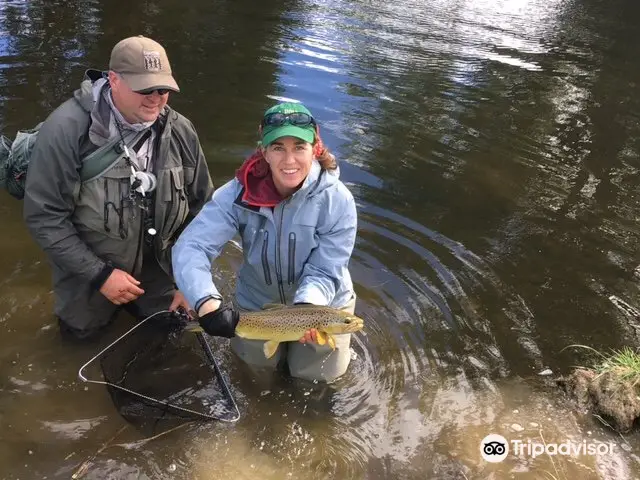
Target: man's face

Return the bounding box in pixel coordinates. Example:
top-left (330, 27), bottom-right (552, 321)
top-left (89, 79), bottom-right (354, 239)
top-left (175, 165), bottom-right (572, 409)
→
top-left (108, 71), bottom-right (169, 124)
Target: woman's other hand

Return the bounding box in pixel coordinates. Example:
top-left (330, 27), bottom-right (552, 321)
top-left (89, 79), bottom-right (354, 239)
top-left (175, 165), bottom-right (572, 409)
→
top-left (299, 328), bottom-right (319, 344)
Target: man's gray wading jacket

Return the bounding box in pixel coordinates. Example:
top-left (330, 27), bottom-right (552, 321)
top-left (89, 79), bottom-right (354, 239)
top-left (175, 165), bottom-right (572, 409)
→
top-left (23, 71), bottom-right (214, 318)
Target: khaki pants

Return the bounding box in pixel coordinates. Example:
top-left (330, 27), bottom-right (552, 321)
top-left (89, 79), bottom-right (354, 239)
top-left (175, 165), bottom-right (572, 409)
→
top-left (230, 296), bottom-right (356, 383)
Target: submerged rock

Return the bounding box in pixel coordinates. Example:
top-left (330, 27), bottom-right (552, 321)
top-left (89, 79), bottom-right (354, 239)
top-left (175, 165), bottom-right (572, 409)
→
top-left (557, 368), bottom-right (595, 411)
top-left (510, 423), bottom-right (525, 432)
top-left (557, 368), bottom-right (640, 433)
top-left (590, 371), bottom-right (640, 432)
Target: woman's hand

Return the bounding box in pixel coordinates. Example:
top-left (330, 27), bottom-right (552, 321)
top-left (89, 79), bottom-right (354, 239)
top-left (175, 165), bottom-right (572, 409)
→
top-left (299, 328), bottom-right (319, 344)
top-left (197, 302), bottom-right (239, 338)
top-left (296, 304), bottom-right (321, 344)
top-left (197, 298), bottom-right (222, 316)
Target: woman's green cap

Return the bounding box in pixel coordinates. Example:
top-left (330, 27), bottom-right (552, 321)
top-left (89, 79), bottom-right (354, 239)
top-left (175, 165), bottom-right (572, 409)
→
top-left (261, 102), bottom-right (316, 146)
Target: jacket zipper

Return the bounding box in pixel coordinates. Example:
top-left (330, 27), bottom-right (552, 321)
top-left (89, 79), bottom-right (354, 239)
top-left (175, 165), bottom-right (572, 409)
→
top-left (288, 232), bottom-right (296, 285)
top-left (234, 201), bottom-right (285, 300)
top-left (275, 201), bottom-right (287, 303)
top-left (261, 230), bottom-right (272, 285)
top-left (131, 205), bottom-right (145, 276)
top-left (152, 119), bottom-right (176, 281)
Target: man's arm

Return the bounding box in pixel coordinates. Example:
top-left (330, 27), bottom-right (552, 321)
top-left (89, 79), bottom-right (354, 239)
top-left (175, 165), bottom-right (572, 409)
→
top-left (23, 110), bottom-right (110, 287)
top-left (184, 118), bottom-right (214, 219)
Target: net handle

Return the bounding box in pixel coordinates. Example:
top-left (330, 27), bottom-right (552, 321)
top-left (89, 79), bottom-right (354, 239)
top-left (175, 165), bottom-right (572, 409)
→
top-left (195, 330), bottom-right (240, 421)
top-left (77, 309), bottom-right (240, 423)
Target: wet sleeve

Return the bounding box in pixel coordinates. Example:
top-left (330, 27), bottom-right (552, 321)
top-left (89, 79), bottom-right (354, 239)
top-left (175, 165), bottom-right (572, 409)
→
top-left (293, 189), bottom-right (357, 306)
top-left (23, 112), bottom-right (109, 285)
top-left (172, 180), bottom-right (240, 309)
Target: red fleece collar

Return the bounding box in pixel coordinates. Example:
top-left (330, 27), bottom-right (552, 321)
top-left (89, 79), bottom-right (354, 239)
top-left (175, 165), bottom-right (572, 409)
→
top-left (235, 130), bottom-right (327, 207)
top-left (235, 151), bottom-right (284, 207)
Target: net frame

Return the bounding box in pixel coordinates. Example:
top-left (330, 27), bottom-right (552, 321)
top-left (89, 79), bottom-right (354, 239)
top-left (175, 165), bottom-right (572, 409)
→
top-left (77, 310), bottom-right (240, 423)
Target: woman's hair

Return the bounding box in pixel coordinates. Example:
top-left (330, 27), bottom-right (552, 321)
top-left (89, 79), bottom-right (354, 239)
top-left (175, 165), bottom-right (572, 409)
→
top-left (314, 138), bottom-right (337, 171)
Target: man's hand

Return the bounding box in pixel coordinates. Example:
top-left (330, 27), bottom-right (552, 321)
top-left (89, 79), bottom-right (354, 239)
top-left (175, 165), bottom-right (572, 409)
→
top-left (99, 269), bottom-right (145, 305)
top-left (169, 290), bottom-right (191, 312)
top-left (299, 328), bottom-right (319, 344)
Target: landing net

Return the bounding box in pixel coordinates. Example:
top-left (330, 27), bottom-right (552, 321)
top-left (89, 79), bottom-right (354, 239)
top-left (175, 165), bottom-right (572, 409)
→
top-left (78, 310), bottom-right (239, 434)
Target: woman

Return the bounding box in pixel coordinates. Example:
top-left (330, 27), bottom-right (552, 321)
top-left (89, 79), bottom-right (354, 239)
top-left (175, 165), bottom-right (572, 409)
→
top-left (172, 102), bottom-right (358, 383)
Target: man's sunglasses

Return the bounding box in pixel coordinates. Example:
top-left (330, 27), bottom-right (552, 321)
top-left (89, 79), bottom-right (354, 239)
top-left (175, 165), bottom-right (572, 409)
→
top-left (261, 112), bottom-right (316, 128)
top-left (136, 88), bottom-right (171, 96)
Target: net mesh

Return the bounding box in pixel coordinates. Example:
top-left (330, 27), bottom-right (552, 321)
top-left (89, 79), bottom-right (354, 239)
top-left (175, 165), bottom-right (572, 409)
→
top-left (84, 311), bottom-right (238, 435)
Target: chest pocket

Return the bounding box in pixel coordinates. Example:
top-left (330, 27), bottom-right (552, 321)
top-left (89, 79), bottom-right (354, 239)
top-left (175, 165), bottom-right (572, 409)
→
top-left (294, 200), bottom-right (322, 228)
top-left (76, 160), bottom-right (134, 240)
top-left (289, 199), bottom-right (324, 283)
top-left (158, 165), bottom-right (189, 241)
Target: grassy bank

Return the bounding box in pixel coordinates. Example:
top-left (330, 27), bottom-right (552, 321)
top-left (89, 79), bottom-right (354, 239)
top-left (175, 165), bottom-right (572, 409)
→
top-left (558, 345), bottom-right (640, 432)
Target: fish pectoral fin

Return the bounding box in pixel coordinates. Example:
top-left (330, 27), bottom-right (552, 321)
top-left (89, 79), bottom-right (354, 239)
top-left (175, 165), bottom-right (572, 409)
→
top-left (326, 333), bottom-right (336, 350)
top-left (315, 331), bottom-right (327, 346)
top-left (263, 340), bottom-right (281, 359)
top-left (261, 303), bottom-right (287, 311)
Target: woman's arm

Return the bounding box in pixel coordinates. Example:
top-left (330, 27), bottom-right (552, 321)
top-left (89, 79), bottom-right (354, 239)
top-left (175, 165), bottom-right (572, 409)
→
top-left (293, 186), bottom-right (357, 306)
top-left (172, 180), bottom-right (239, 310)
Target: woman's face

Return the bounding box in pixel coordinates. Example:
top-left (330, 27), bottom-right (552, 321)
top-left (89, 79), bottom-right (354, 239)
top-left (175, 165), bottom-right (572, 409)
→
top-left (263, 136), bottom-right (314, 198)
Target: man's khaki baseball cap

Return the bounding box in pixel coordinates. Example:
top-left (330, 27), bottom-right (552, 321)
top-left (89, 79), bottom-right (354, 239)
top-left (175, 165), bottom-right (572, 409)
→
top-left (109, 35), bottom-right (180, 93)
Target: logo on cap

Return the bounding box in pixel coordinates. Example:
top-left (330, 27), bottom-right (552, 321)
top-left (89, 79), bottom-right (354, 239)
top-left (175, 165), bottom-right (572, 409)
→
top-left (143, 51), bottom-right (162, 71)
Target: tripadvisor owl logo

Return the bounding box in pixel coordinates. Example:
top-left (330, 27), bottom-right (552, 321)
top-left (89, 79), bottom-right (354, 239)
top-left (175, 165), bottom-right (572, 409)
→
top-left (480, 434), bottom-right (509, 463)
top-left (480, 433), bottom-right (616, 462)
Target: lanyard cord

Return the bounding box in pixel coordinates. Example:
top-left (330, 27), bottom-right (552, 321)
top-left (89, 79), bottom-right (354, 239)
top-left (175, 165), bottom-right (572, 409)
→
top-left (113, 116), bottom-right (153, 173)
top-left (105, 91), bottom-right (153, 172)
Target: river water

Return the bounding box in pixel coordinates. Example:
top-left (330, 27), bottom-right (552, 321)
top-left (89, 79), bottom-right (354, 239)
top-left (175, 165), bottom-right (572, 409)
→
top-left (1, 0), bottom-right (640, 478)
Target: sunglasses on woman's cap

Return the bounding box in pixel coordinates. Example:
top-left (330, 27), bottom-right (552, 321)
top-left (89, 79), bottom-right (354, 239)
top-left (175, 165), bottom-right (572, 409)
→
top-left (261, 112), bottom-right (316, 128)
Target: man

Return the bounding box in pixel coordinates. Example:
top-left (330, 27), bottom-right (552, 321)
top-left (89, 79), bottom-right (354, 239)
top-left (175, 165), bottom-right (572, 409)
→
top-left (23, 35), bottom-right (214, 340)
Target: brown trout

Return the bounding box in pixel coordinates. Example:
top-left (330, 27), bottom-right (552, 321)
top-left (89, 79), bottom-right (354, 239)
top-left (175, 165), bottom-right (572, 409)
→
top-left (186, 303), bottom-right (364, 359)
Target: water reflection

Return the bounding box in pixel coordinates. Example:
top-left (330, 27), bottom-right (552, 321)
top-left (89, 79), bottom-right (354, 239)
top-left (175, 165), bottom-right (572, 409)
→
top-left (1, 0), bottom-right (640, 478)
top-left (0, 0), bottom-right (102, 127)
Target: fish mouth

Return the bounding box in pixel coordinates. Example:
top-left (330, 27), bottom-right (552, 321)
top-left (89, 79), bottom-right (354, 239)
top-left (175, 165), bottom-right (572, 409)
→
top-left (342, 318), bottom-right (364, 333)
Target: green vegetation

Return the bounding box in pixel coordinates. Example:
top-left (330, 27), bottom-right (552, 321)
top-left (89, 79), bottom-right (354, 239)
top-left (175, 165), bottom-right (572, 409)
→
top-left (558, 345), bottom-right (640, 433)
top-left (566, 344), bottom-right (640, 385)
